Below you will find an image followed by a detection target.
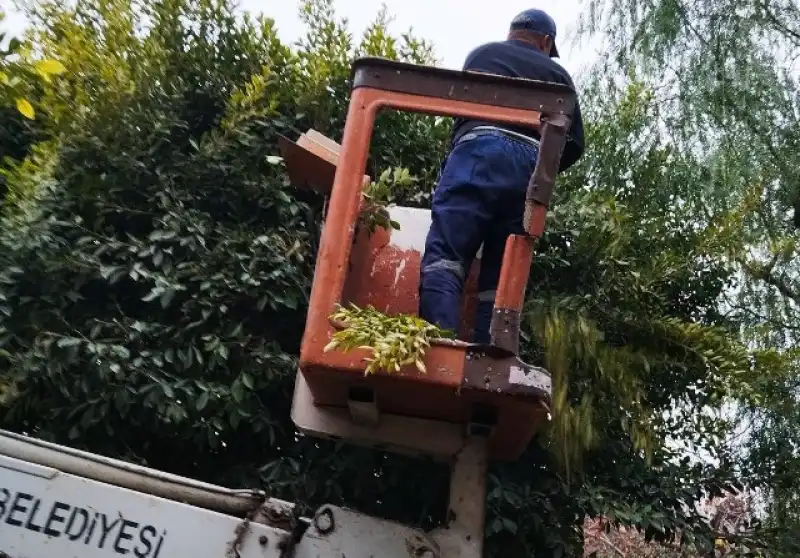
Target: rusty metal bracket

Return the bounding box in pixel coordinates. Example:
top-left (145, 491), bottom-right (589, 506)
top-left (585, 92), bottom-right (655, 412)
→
top-left (489, 307), bottom-right (523, 355)
top-left (525, 112), bottom-right (570, 210)
top-left (462, 345), bottom-right (552, 403)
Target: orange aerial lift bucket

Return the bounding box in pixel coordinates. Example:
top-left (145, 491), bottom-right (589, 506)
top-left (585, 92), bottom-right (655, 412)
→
top-left (282, 57), bottom-right (575, 461)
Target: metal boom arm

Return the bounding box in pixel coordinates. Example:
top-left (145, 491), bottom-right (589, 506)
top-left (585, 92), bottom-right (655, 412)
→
top-left (0, 428), bottom-right (486, 558)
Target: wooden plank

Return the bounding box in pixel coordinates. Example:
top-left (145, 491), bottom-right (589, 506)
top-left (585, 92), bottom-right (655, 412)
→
top-left (278, 129), bottom-right (371, 195)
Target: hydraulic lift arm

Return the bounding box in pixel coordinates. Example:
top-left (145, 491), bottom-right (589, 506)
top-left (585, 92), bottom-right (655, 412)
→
top-left (0, 428), bottom-right (481, 558)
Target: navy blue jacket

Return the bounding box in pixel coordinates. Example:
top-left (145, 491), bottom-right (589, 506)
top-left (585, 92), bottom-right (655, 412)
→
top-left (452, 39), bottom-right (585, 172)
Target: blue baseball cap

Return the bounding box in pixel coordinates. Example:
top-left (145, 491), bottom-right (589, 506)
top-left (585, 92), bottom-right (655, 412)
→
top-left (510, 8), bottom-right (560, 58)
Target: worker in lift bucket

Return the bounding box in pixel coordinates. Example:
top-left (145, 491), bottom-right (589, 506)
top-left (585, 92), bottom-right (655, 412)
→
top-left (418, 8), bottom-right (585, 344)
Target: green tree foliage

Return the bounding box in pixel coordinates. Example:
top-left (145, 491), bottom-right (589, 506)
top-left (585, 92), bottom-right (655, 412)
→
top-left (0, 0), bottom-right (452, 535)
top-left (0, 0), bottom-right (785, 556)
top-left (580, 0), bottom-right (800, 552)
top-left (0, 11), bottom-right (65, 120)
top-left (0, 10), bottom-right (64, 203)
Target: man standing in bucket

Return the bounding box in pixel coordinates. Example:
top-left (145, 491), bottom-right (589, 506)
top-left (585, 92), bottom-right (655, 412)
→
top-left (418, 8), bottom-right (585, 344)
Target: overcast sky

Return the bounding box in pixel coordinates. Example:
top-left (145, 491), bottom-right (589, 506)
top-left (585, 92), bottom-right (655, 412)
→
top-left (253, 1), bottom-right (600, 76)
top-left (3, 1), bottom-right (602, 78)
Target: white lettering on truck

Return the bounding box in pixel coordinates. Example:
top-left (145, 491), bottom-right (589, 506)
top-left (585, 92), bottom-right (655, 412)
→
top-left (0, 488), bottom-right (167, 557)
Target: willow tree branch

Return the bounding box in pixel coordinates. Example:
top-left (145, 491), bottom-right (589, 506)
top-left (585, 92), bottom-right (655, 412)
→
top-left (757, 0), bottom-right (800, 46)
top-left (738, 258), bottom-right (800, 305)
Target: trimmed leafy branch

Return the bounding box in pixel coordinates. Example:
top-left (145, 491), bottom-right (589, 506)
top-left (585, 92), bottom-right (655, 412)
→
top-left (325, 303), bottom-right (453, 375)
top-left (358, 166), bottom-right (416, 234)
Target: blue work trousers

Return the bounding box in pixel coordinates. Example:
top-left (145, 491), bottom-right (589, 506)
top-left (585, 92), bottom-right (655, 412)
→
top-left (419, 130), bottom-right (539, 343)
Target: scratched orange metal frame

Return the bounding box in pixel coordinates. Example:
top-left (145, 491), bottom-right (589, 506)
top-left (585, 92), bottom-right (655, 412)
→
top-left (340, 221), bottom-right (482, 341)
top-left (299, 86), bottom-right (545, 413)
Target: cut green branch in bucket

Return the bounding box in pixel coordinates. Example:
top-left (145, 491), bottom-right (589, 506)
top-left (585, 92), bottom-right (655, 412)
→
top-left (325, 304), bottom-right (454, 376)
